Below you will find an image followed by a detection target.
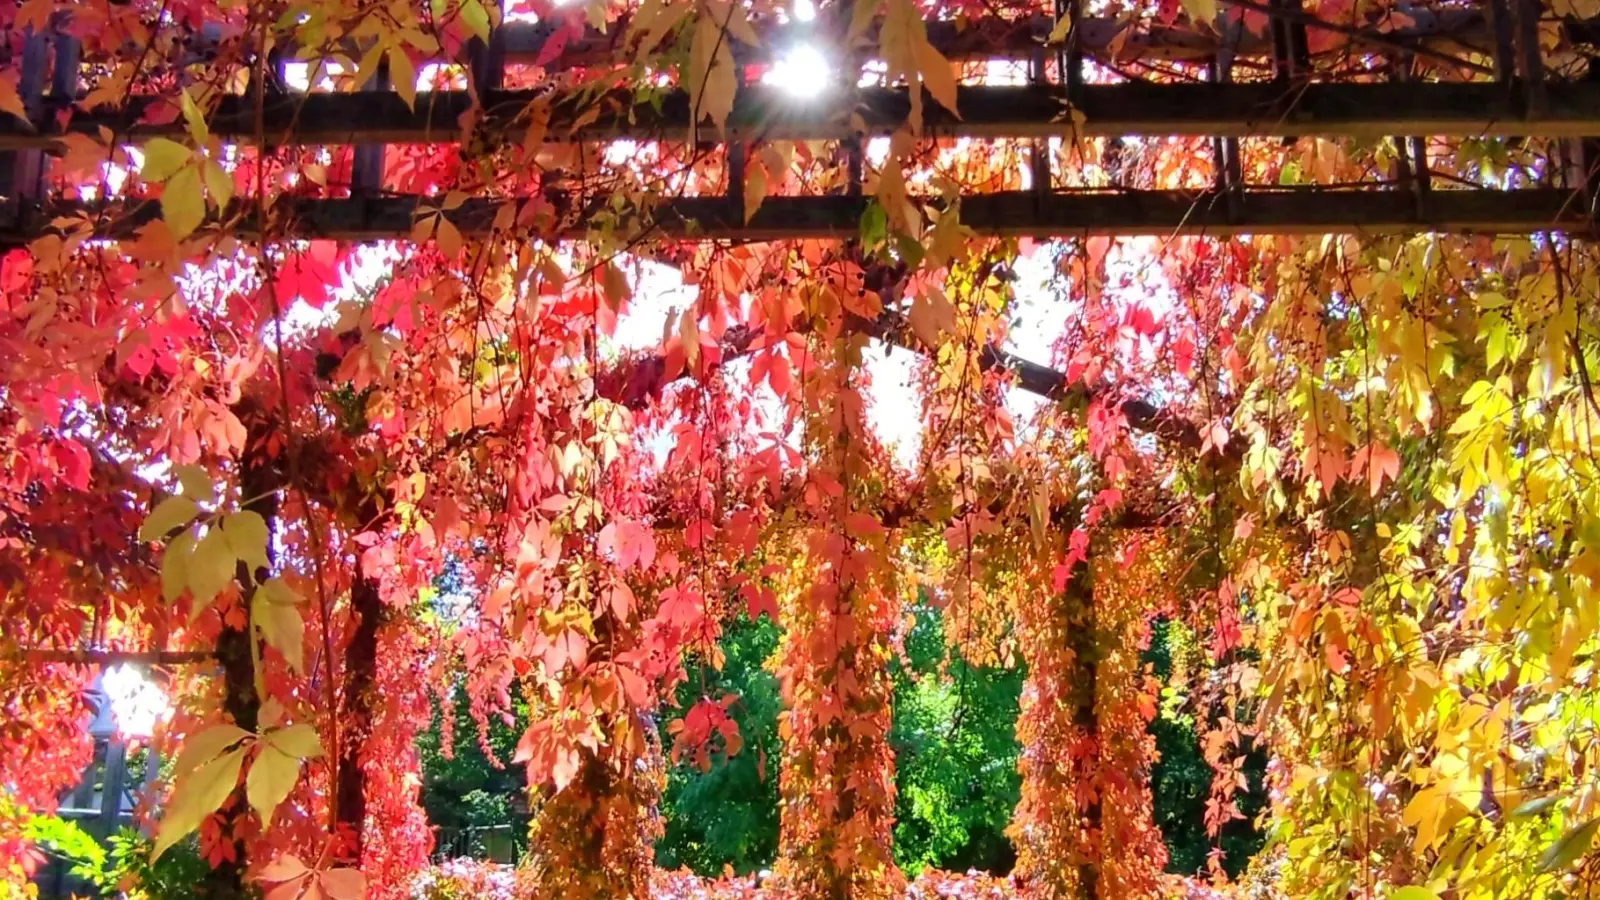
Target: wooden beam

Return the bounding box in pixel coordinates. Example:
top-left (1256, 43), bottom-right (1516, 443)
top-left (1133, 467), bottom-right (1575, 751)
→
top-left (182, 9), bottom-right (1585, 71)
top-left (6, 81), bottom-right (1600, 151)
top-left (3, 187), bottom-right (1587, 244)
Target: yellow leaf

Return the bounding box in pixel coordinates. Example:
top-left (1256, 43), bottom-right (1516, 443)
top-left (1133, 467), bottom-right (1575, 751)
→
top-left (708, 0), bottom-right (759, 47)
top-left (161, 165), bottom-right (206, 240)
top-left (141, 138), bottom-right (192, 184)
top-left (743, 161), bottom-right (768, 224)
top-left (1047, 12), bottom-right (1074, 44)
top-left (246, 745), bottom-right (302, 825)
top-left (1390, 889), bottom-right (1440, 900)
top-left (179, 89), bottom-right (209, 144)
top-left (912, 37), bottom-right (959, 118)
top-left (188, 527), bottom-right (237, 617)
top-left (687, 9), bottom-right (737, 137)
top-left (253, 592), bottom-right (305, 672)
top-left (882, 0), bottom-right (960, 130)
top-left (261, 576), bottom-right (301, 607)
top-left (173, 464), bottom-right (215, 502)
top-left (602, 262), bottom-right (631, 310)
top-left (629, 0), bottom-right (693, 62)
top-left (264, 723), bottom-right (323, 759)
top-left (1182, 0), bottom-right (1218, 26)
top-left (141, 495), bottom-right (199, 542)
top-left (223, 510), bottom-right (271, 575)
top-left (203, 159), bottom-right (233, 211)
top-left (172, 724), bottom-right (252, 779)
top-left (679, 309), bottom-right (701, 366)
top-left (460, 0), bottom-right (493, 42)
top-left (880, 0), bottom-right (924, 132)
top-left (355, 41), bottom-right (385, 93)
top-left (161, 531), bottom-right (195, 603)
top-left (909, 286), bottom-right (957, 348)
top-left (154, 747), bottom-right (245, 860)
top-left (388, 46), bottom-right (417, 112)
top-left (436, 215), bottom-right (463, 258)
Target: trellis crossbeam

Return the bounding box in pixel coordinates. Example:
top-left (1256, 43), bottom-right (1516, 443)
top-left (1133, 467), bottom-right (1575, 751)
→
top-left (3, 188), bottom-right (1588, 244)
top-left (5, 82), bottom-right (1600, 150)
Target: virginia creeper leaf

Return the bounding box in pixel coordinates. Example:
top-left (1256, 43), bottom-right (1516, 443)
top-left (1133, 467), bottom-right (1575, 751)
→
top-left (223, 510), bottom-right (271, 575)
top-left (141, 496), bottom-right (200, 543)
top-left (246, 745), bottom-right (301, 825)
top-left (161, 165), bottom-right (206, 240)
top-left (153, 747), bottom-right (245, 860)
top-left (252, 592), bottom-right (305, 673)
top-left (264, 723), bottom-right (324, 760)
top-left (141, 138), bottom-right (192, 183)
top-left (188, 527), bottom-right (237, 618)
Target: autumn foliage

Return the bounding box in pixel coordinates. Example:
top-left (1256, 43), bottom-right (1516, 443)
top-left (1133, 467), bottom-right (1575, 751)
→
top-left (5, 0), bottom-right (1600, 896)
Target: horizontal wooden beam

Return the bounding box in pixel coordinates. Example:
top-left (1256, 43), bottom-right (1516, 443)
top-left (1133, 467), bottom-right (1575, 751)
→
top-left (6, 81), bottom-right (1600, 152)
top-left (2, 187), bottom-right (1590, 244)
top-left (180, 8), bottom-right (1588, 71)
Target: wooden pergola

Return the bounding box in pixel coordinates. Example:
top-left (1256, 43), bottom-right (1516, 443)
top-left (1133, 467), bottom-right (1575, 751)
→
top-left (2, 1), bottom-right (1599, 242)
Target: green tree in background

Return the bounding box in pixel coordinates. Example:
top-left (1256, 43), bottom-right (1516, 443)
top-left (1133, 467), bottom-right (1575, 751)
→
top-left (414, 609), bottom-right (1266, 879)
top-left (417, 687), bottom-right (528, 831)
top-left (889, 600), bottom-right (1022, 875)
top-left (655, 616), bottom-right (784, 874)
top-left (1145, 618), bottom-right (1267, 877)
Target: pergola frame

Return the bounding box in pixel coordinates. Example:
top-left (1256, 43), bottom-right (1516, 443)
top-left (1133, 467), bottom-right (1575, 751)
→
top-left (2, 0), bottom-right (1600, 242)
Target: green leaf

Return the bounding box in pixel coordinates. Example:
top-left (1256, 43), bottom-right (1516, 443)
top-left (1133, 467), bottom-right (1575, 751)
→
top-left (859, 202), bottom-right (887, 249)
top-left (264, 723), bottom-right (323, 760)
top-left (1512, 795), bottom-right (1559, 818)
top-left (172, 464), bottom-right (214, 502)
top-left (153, 747), bottom-right (245, 860)
top-left (253, 592), bottom-right (304, 673)
top-left (245, 745), bottom-right (301, 825)
top-left (187, 527), bottom-right (237, 618)
top-left (1538, 816), bottom-right (1600, 873)
top-left (161, 530), bottom-right (195, 603)
top-left (223, 511), bottom-right (271, 576)
top-left (161, 164), bottom-right (206, 239)
top-left (140, 138), bottom-right (192, 183)
top-left (140, 496), bottom-right (199, 543)
top-left (1389, 887), bottom-right (1440, 900)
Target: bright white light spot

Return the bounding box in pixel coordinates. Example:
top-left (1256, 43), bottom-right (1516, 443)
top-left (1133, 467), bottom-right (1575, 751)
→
top-left (763, 44), bottom-right (833, 98)
top-left (103, 664), bottom-right (170, 739)
top-left (793, 0), bottom-right (817, 21)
